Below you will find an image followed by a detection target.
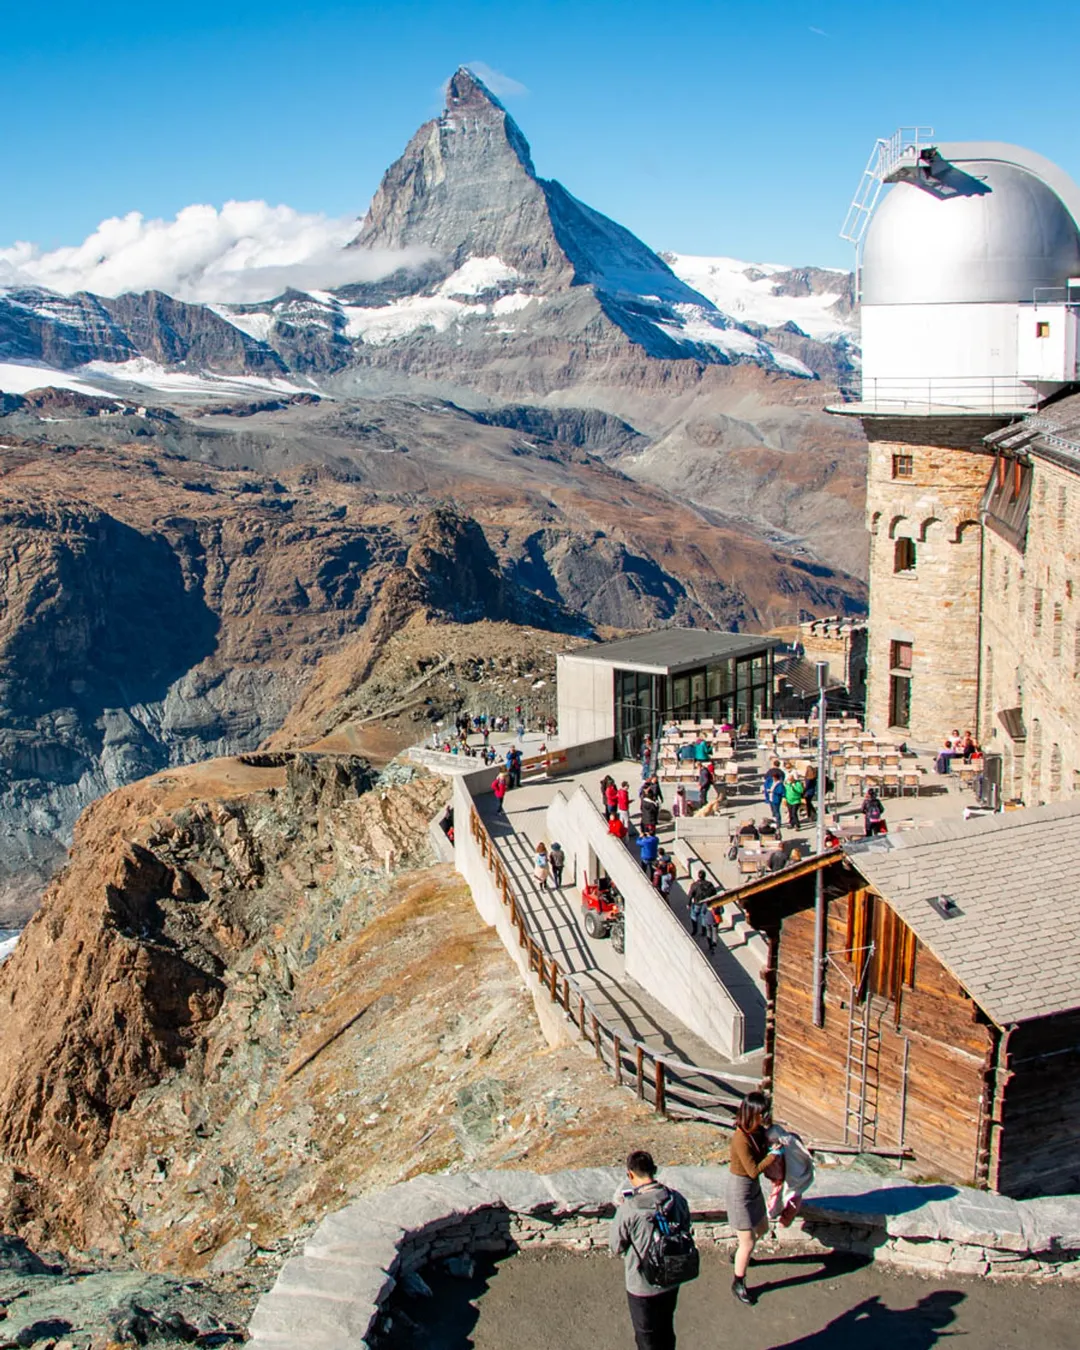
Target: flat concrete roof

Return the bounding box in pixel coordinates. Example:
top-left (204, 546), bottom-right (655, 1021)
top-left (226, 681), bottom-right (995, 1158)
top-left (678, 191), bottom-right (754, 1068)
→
top-left (561, 629), bottom-right (778, 676)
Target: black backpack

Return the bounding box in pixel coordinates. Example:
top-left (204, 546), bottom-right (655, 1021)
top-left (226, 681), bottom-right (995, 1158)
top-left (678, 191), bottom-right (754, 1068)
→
top-left (642, 1196), bottom-right (700, 1287)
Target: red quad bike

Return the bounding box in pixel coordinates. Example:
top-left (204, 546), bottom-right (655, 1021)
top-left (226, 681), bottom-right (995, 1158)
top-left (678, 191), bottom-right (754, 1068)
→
top-left (581, 876), bottom-right (625, 953)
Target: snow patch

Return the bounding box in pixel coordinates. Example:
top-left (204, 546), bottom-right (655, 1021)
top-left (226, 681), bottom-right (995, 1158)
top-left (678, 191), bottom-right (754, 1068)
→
top-left (0, 361), bottom-right (110, 396)
top-left (665, 253), bottom-right (854, 342)
top-left (437, 256), bottom-right (522, 297)
top-left (80, 358), bottom-right (312, 397)
top-left (208, 306), bottom-right (276, 343)
top-left (653, 305), bottom-right (815, 377)
top-left (0, 932), bottom-right (18, 964)
top-left (341, 265), bottom-right (539, 345)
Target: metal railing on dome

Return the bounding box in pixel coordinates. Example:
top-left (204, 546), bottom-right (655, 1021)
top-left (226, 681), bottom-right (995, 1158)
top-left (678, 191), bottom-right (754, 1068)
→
top-left (843, 375), bottom-right (1047, 414)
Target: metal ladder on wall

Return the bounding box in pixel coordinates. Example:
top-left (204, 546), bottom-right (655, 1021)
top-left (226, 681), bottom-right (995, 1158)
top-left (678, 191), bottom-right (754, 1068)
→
top-left (843, 996), bottom-right (882, 1149)
top-left (826, 942), bottom-right (877, 1149)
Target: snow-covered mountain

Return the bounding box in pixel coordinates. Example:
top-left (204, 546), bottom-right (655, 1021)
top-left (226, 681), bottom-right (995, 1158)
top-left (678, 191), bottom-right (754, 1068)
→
top-left (0, 68), bottom-right (858, 400)
top-left (663, 255), bottom-right (856, 342)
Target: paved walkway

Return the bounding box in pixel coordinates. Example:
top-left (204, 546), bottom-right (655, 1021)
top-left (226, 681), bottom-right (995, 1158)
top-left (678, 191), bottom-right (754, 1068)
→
top-left (384, 1245), bottom-right (1079, 1350)
top-left (478, 765), bottom-right (764, 1083)
top-left (480, 756), bottom-right (766, 1058)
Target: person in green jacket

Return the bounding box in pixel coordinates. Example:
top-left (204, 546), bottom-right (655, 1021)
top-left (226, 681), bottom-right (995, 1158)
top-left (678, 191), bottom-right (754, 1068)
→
top-left (783, 773), bottom-right (805, 829)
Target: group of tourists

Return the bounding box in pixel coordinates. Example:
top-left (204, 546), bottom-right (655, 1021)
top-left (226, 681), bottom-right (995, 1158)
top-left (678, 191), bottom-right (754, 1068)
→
top-left (531, 840), bottom-right (566, 888)
top-left (762, 759), bottom-right (819, 829)
top-left (936, 728), bottom-right (980, 775)
top-left (611, 1099), bottom-right (815, 1346)
top-left (596, 774), bottom-right (727, 957)
top-left (490, 746), bottom-right (524, 815)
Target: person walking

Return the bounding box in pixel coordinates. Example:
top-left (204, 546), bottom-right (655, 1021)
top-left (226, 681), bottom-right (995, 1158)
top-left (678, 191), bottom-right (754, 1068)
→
top-left (492, 770), bottom-right (509, 816)
top-left (697, 760), bottom-right (714, 809)
top-left (549, 841), bottom-right (565, 888)
top-left (861, 786), bottom-right (886, 836)
top-left (605, 778), bottom-right (620, 821)
top-left (783, 773), bottom-right (804, 830)
top-left (640, 735), bottom-right (654, 782)
top-left (617, 781), bottom-right (632, 832)
top-left (764, 772), bottom-right (785, 830)
top-left (532, 842), bottom-right (550, 888)
top-left (640, 777), bottom-right (662, 833)
top-left (802, 764), bottom-right (818, 821)
top-left (687, 869), bottom-right (716, 937)
top-left (637, 827), bottom-right (660, 873)
top-left (610, 1150), bottom-right (691, 1350)
top-left (701, 902), bottom-right (720, 954)
top-left (729, 1091), bottom-right (783, 1306)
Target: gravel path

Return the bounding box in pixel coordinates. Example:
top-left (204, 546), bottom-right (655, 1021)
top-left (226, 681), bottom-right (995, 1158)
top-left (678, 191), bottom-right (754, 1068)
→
top-left (384, 1246), bottom-right (1079, 1349)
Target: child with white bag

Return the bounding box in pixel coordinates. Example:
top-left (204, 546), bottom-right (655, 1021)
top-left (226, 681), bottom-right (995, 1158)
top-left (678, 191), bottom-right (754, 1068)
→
top-left (764, 1121), bottom-right (815, 1226)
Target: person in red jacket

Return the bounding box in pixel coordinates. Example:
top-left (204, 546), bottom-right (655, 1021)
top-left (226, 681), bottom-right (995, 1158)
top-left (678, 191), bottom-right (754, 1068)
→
top-left (604, 779), bottom-right (619, 820)
top-left (616, 781), bottom-right (631, 831)
top-left (492, 770), bottom-right (509, 816)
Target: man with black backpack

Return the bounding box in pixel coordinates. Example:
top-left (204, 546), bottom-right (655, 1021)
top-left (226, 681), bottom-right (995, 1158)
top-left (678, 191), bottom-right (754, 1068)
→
top-left (610, 1150), bottom-right (696, 1349)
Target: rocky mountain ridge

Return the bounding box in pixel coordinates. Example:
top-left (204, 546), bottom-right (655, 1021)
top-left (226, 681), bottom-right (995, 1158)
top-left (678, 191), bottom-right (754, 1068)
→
top-left (0, 418), bottom-right (863, 920)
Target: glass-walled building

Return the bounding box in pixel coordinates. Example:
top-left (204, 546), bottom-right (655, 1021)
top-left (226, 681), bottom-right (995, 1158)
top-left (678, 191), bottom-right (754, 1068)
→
top-left (556, 630), bottom-right (778, 760)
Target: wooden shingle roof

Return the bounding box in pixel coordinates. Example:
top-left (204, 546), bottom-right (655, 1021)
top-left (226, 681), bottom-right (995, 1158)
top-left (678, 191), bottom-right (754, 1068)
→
top-left (849, 802), bottom-right (1080, 1025)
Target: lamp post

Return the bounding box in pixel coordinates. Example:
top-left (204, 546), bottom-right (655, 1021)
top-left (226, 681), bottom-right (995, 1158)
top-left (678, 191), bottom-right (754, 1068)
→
top-left (812, 660), bottom-right (829, 1028)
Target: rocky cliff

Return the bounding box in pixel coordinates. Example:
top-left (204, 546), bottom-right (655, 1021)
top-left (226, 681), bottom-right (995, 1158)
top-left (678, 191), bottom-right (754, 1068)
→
top-left (0, 753), bottom-right (720, 1269)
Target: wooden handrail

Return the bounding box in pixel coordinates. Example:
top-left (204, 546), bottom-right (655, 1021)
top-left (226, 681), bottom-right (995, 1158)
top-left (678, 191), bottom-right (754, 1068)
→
top-left (466, 803), bottom-right (748, 1123)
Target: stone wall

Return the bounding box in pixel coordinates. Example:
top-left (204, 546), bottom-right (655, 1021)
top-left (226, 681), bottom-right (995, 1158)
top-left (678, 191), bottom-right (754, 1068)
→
top-left (862, 418), bottom-right (999, 742)
top-left (980, 453), bottom-right (1080, 803)
top-left (247, 1165), bottom-right (1080, 1348)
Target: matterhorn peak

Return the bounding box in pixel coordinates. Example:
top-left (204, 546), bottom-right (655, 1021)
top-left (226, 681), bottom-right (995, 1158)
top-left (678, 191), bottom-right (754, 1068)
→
top-left (445, 66), bottom-right (506, 114)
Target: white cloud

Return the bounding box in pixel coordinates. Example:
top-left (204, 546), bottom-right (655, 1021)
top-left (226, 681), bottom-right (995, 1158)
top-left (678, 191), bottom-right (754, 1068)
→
top-left (463, 61), bottom-right (528, 98)
top-left (0, 202), bottom-right (433, 303)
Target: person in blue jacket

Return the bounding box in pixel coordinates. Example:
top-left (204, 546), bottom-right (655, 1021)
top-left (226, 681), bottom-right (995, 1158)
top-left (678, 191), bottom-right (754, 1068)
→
top-left (637, 827), bottom-right (660, 872)
top-left (764, 773), bottom-right (785, 829)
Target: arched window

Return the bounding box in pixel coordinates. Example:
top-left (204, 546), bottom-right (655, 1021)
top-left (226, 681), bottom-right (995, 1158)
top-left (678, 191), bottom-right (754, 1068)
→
top-left (894, 537), bottom-right (916, 573)
top-left (1050, 744), bottom-right (1062, 796)
top-left (981, 645), bottom-right (994, 739)
top-left (1030, 719), bottom-right (1043, 804)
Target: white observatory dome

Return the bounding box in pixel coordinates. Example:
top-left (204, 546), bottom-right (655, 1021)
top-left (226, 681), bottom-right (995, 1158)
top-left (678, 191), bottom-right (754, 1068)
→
top-left (862, 159), bottom-right (1080, 306)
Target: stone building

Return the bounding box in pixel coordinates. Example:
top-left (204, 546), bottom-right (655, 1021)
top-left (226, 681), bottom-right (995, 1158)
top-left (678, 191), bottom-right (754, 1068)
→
top-left (831, 135), bottom-right (1080, 800)
top-left (979, 397), bottom-right (1080, 803)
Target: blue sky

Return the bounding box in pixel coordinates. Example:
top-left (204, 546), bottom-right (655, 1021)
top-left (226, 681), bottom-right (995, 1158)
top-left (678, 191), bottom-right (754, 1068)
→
top-left (6, 0), bottom-right (1080, 269)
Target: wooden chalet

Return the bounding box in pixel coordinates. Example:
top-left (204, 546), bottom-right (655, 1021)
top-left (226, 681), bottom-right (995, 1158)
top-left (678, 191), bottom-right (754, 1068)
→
top-left (726, 802), bottom-right (1080, 1198)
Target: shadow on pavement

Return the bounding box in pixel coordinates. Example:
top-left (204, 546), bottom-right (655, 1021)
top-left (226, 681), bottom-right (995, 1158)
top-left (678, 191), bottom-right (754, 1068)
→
top-left (812, 1184), bottom-right (959, 1216)
top-left (380, 1253), bottom-right (507, 1350)
top-left (769, 1288), bottom-right (966, 1348)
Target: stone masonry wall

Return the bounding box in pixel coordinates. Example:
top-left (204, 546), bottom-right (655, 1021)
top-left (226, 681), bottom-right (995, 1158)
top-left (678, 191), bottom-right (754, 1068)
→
top-left (863, 419), bottom-right (999, 743)
top-left (248, 1166), bottom-right (1080, 1349)
top-left (981, 453), bottom-right (1080, 803)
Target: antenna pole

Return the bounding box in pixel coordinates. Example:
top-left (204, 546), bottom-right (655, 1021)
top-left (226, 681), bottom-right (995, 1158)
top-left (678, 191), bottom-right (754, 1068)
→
top-left (812, 660), bottom-right (828, 1028)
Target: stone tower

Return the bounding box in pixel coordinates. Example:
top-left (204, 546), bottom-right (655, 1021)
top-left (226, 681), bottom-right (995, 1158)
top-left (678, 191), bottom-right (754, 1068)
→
top-left (832, 136), bottom-right (1080, 744)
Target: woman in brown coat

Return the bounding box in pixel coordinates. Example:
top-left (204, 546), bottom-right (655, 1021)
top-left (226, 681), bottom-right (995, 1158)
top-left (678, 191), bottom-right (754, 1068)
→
top-left (728, 1090), bottom-right (783, 1305)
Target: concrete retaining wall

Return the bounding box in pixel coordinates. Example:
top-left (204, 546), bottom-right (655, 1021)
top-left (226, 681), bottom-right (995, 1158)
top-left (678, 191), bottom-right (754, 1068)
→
top-left (248, 1166), bottom-right (1080, 1348)
top-left (450, 775), bottom-right (572, 1049)
top-left (547, 785), bottom-right (745, 1059)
